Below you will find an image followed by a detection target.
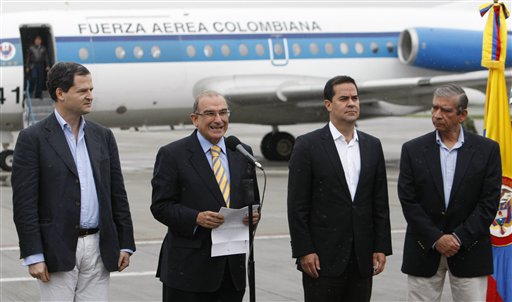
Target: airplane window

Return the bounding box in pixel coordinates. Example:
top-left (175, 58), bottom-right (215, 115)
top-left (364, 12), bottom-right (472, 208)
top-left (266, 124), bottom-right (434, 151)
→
top-left (309, 43), bottom-right (319, 55)
top-left (340, 42), bottom-right (349, 54)
top-left (115, 47), bottom-right (125, 59)
top-left (79, 48), bottom-right (89, 61)
top-left (386, 42), bottom-right (395, 53)
top-left (151, 46), bottom-right (161, 59)
top-left (292, 43), bottom-right (301, 56)
top-left (204, 45), bottom-right (214, 57)
top-left (239, 44), bottom-right (249, 56)
top-left (221, 44), bottom-right (231, 57)
top-left (273, 43), bottom-right (284, 56)
top-left (255, 44), bottom-right (265, 56)
top-left (355, 42), bottom-right (364, 54)
top-left (133, 46), bottom-right (144, 59)
top-left (187, 45), bottom-right (196, 57)
top-left (370, 42), bottom-right (379, 54)
top-left (324, 42), bottom-right (334, 55)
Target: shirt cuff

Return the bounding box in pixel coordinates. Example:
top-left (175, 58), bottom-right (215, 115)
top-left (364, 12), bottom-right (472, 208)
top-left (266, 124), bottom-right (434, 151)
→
top-left (22, 254), bottom-right (45, 266)
top-left (121, 249), bottom-right (134, 255)
top-left (452, 232), bottom-right (462, 245)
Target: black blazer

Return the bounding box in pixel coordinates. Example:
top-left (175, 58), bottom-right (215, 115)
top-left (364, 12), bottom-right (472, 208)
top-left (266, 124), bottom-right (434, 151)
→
top-left (151, 131), bottom-right (259, 292)
top-left (398, 131), bottom-right (501, 277)
top-left (287, 124), bottom-right (392, 278)
top-left (12, 113), bottom-right (136, 273)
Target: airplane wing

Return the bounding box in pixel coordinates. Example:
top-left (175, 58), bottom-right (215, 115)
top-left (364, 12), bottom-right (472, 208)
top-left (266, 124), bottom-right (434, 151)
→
top-left (194, 69), bottom-right (511, 118)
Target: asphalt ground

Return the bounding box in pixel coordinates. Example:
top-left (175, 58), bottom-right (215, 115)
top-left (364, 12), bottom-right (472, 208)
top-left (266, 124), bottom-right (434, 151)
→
top-left (1, 115), bottom-right (485, 301)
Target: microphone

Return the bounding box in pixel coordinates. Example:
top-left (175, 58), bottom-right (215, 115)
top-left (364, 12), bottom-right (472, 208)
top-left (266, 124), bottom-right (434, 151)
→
top-left (225, 136), bottom-right (263, 169)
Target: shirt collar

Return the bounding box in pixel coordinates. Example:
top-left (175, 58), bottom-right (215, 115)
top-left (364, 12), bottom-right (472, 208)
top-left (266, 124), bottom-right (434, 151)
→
top-left (54, 109), bottom-right (85, 131)
top-left (328, 121), bottom-right (358, 143)
top-left (196, 131), bottom-right (227, 155)
top-left (435, 125), bottom-right (465, 149)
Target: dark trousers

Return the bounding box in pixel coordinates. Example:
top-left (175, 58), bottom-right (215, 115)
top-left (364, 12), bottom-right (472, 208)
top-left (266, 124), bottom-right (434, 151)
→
top-left (162, 265), bottom-right (245, 302)
top-left (302, 249), bottom-right (372, 302)
top-left (29, 63), bottom-right (45, 98)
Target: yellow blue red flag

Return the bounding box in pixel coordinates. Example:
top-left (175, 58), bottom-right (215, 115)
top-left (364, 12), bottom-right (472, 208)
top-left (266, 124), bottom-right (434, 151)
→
top-left (480, 2), bottom-right (512, 302)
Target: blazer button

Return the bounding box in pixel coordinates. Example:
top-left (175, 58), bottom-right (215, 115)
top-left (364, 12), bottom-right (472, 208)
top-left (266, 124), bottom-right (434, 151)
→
top-left (441, 211), bottom-right (445, 215)
top-left (75, 201), bottom-right (80, 207)
top-left (75, 179), bottom-right (79, 184)
top-left (75, 225), bottom-right (79, 229)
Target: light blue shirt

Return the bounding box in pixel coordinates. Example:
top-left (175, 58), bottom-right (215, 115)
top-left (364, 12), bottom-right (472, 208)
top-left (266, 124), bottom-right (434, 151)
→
top-left (196, 132), bottom-right (231, 184)
top-left (436, 126), bottom-right (465, 209)
top-left (23, 110), bottom-right (100, 265)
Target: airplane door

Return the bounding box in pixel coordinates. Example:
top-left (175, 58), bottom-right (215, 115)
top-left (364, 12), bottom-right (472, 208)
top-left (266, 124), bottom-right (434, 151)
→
top-left (268, 37), bottom-right (289, 66)
top-left (0, 37), bottom-right (24, 130)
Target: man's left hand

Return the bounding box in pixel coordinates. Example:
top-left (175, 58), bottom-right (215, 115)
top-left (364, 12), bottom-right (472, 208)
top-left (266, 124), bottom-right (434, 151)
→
top-left (372, 252), bottom-right (386, 275)
top-left (243, 211), bottom-right (260, 226)
top-left (118, 251), bottom-right (130, 272)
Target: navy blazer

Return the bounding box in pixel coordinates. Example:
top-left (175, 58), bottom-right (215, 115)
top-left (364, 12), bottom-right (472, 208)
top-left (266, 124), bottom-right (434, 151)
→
top-left (12, 113), bottom-right (136, 273)
top-left (151, 130), bottom-right (260, 292)
top-left (287, 124), bottom-right (392, 278)
top-left (398, 130), bottom-right (501, 277)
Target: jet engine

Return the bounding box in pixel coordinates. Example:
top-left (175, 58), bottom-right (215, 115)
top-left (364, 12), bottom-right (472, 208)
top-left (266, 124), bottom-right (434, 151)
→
top-left (398, 27), bottom-right (512, 72)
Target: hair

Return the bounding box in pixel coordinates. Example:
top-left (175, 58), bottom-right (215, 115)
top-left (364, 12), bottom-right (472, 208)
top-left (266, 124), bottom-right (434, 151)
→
top-left (192, 90), bottom-right (225, 113)
top-left (323, 75), bottom-right (358, 101)
top-left (433, 83), bottom-right (468, 114)
top-left (47, 62), bottom-right (91, 101)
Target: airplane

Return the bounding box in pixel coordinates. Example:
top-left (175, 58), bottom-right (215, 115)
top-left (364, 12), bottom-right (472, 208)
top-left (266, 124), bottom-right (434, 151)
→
top-left (0, 3), bottom-right (511, 171)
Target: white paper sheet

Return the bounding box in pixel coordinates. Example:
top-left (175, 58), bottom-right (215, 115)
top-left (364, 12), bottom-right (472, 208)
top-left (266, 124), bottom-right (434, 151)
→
top-left (211, 205), bottom-right (260, 257)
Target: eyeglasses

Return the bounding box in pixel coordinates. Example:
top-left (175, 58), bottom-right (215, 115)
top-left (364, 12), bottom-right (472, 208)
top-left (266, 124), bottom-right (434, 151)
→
top-left (194, 109), bottom-right (231, 118)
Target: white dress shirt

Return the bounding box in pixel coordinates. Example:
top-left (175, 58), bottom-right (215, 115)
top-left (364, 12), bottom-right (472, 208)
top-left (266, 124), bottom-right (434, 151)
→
top-left (329, 122), bottom-right (361, 201)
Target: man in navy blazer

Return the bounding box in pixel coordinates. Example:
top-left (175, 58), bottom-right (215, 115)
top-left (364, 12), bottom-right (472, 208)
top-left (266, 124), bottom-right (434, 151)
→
top-left (398, 84), bottom-right (501, 301)
top-left (151, 90), bottom-right (260, 302)
top-left (287, 75), bottom-right (392, 302)
top-left (12, 62), bottom-right (135, 301)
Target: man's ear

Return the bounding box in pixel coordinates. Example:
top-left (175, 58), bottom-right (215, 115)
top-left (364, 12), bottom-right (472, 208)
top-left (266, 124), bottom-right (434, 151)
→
top-left (324, 99), bottom-right (332, 112)
top-left (55, 88), bottom-right (65, 102)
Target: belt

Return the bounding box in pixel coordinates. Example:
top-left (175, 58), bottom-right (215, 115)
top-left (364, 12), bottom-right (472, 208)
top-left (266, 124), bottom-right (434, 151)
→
top-left (78, 228), bottom-right (99, 237)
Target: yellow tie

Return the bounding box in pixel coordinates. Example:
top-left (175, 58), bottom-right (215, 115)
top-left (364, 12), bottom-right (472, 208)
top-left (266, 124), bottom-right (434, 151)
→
top-left (211, 145), bottom-right (230, 207)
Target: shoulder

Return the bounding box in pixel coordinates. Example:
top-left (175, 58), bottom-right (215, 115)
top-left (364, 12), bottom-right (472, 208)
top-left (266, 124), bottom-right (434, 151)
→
top-left (84, 119), bottom-right (108, 132)
top-left (465, 131), bottom-right (499, 149)
top-left (159, 133), bottom-right (195, 153)
top-left (357, 130), bottom-right (381, 144)
top-left (296, 127), bottom-right (326, 143)
top-left (403, 131), bottom-right (435, 149)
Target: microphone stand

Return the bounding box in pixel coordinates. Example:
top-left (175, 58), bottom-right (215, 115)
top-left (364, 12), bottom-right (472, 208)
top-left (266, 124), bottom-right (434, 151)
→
top-left (242, 179), bottom-right (256, 302)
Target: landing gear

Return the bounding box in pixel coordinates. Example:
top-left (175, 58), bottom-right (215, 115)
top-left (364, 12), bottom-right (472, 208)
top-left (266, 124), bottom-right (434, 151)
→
top-left (260, 130), bottom-right (295, 161)
top-left (0, 150), bottom-right (14, 172)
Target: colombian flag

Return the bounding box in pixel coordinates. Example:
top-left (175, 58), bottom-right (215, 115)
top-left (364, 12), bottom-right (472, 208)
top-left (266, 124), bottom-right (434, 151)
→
top-left (481, 2), bottom-right (512, 302)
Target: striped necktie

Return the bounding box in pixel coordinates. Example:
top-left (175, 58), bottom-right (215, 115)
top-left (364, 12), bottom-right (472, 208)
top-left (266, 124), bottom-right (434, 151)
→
top-left (211, 145), bottom-right (230, 207)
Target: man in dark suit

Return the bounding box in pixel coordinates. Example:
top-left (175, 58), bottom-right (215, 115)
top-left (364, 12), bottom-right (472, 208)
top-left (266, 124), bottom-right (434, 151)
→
top-left (398, 84), bottom-right (501, 301)
top-left (151, 90), bottom-right (260, 302)
top-left (287, 75), bottom-right (392, 302)
top-left (12, 62), bottom-right (136, 301)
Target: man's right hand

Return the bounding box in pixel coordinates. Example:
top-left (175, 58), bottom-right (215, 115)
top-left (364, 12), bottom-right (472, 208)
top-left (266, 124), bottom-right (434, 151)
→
top-left (29, 262), bottom-right (49, 282)
top-left (196, 211), bottom-right (224, 229)
top-left (300, 253), bottom-right (321, 279)
top-left (435, 234), bottom-right (460, 257)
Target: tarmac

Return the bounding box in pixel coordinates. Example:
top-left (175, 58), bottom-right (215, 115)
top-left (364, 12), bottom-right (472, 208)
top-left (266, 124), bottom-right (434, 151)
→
top-left (1, 115), bottom-right (485, 301)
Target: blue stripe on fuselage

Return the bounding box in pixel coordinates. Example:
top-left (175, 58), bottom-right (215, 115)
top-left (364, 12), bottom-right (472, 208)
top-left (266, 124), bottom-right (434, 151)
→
top-left (2, 32), bottom-right (400, 66)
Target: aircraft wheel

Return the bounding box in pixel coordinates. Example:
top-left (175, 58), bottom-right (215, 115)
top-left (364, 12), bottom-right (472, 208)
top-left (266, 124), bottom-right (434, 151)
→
top-left (260, 132), bottom-right (295, 161)
top-left (0, 150), bottom-right (14, 172)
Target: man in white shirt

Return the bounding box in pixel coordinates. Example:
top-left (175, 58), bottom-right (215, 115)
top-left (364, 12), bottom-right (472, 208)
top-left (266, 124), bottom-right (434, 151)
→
top-left (287, 75), bottom-right (392, 302)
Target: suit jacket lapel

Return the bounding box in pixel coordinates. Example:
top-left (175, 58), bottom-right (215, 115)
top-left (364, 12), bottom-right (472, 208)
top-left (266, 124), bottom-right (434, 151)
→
top-left (84, 122), bottom-right (102, 185)
top-left (353, 132), bottom-right (368, 202)
top-left (424, 132), bottom-right (445, 206)
top-left (187, 132), bottom-right (226, 207)
top-left (449, 133), bottom-right (474, 206)
top-left (320, 124), bottom-right (352, 202)
top-left (44, 113), bottom-right (79, 178)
